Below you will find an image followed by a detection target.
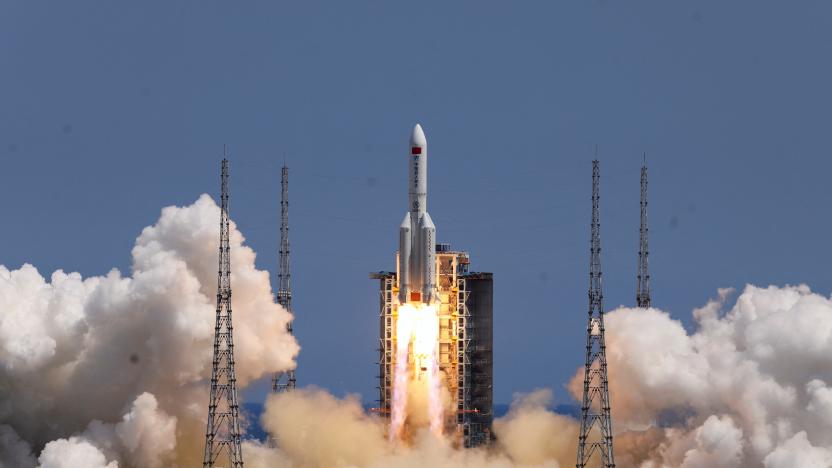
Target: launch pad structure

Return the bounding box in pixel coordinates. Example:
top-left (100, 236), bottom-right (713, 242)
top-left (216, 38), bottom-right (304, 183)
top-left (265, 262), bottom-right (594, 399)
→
top-left (371, 124), bottom-right (493, 448)
top-left (373, 245), bottom-right (495, 449)
top-left (372, 246), bottom-right (493, 448)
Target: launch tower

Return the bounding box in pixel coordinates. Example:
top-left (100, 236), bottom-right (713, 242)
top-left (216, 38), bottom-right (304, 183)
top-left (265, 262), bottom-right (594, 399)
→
top-left (636, 159), bottom-right (651, 308)
top-left (576, 159), bottom-right (616, 468)
top-left (203, 152), bottom-right (244, 468)
top-left (273, 165), bottom-right (297, 392)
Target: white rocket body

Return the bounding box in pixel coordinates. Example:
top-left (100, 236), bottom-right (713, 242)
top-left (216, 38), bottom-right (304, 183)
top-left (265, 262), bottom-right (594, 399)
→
top-left (398, 124), bottom-right (436, 304)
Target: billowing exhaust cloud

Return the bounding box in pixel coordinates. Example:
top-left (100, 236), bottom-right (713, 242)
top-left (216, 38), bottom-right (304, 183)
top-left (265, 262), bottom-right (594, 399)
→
top-left (569, 285), bottom-right (832, 467)
top-left (3, 194), bottom-right (832, 467)
top-left (245, 284), bottom-right (832, 468)
top-left (0, 195), bottom-right (298, 467)
top-left (244, 387), bottom-right (578, 468)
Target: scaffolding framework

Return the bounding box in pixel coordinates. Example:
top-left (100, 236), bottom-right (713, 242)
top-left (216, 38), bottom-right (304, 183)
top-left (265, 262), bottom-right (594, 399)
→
top-left (374, 271), bottom-right (396, 415)
top-left (455, 268), bottom-right (472, 444)
top-left (203, 153), bottom-right (244, 468)
top-left (458, 272), bottom-right (493, 447)
top-left (576, 159), bottom-right (615, 468)
top-left (636, 160), bottom-right (651, 308)
top-left (372, 246), bottom-right (492, 448)
top-left (273, 165), bottom-right (297, 392)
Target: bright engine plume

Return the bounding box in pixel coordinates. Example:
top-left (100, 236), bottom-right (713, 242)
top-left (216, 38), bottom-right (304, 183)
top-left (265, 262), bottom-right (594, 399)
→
top-left (388, 124), bottom-right (446, 441)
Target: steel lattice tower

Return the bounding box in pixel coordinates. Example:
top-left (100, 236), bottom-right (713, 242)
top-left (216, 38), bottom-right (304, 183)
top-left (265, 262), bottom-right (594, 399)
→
top-left (576, 159), bottom-right (615, 468)
top-left (273, 165), bottom-right (297, 392)
top-left (636, 159), bottom-right (651, 308)
top-left (203, 152), bottom-right (244, 468)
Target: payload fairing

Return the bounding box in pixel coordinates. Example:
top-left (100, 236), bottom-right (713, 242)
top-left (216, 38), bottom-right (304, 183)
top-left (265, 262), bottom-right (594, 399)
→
top-left (398, 124), bottom-right (436, 305)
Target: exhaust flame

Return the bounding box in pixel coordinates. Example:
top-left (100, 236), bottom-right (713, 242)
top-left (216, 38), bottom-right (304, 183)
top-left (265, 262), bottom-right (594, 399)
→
top-left (389, 302), bottom-right (444, 441)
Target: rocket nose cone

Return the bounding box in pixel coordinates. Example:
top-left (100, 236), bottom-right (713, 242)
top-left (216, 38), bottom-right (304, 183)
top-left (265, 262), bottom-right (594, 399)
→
top-left (410, 124), bottom-right (427, 148)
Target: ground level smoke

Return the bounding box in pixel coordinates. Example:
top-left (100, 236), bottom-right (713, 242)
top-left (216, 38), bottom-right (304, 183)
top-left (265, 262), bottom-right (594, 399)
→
top-left (569, 285), bottom-right (832, 467)
top-left (2, 197), bottom-right (831, 467)
top-left (247, 285), bottom-right (832, 467)
top-left (0, 195), bottom-right (298, 468)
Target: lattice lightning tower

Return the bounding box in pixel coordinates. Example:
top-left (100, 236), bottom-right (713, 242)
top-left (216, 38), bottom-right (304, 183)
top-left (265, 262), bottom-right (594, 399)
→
top-left (203, 151), bottom-right (244, 468)
top-left (636, 158), bottom-right (651, 308)
top-left (273, 164), bottom-right (297, 392)
top-left (576, 159), bottom-right (615, 468)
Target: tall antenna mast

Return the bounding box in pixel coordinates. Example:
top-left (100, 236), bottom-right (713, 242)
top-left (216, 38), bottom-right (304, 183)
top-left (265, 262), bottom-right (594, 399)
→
top-left (636, 157), bottom-right (651, 308)
top-left (576, 159), bottom-right (616, 468)
top-left (273, 164), bottom-right (297, 392)
top-left (203, 149), bottom-right (244, 468)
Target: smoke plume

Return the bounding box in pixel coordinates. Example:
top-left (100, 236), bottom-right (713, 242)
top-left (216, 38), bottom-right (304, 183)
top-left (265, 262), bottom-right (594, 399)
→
top-left (568, 285), bottom-right (832, 467)
top-left (0, 194), bottom-right (298, 467)
top-left (245, 284), bottom-right (832, 467)
top-left (3, 194), bottom-right (832, 467)
top-left (244, 387), bottom-right (577, 468)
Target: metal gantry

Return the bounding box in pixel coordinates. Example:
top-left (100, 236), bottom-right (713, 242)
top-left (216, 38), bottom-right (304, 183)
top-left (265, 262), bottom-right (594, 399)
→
top-left (273, 165), bottom-right (297, 393)
top-left (456, 274), bottom-right (472, 446)
top-left (576, 159), bottom-right (616, 468)
top-left (636, 158), bottom-right (651, 309)
top-left (203, 151), bottom-right (244, 468)
top-left (374, 271), bottom-right (396, 415)
top-left (373, 248), bottom-right (493, 447)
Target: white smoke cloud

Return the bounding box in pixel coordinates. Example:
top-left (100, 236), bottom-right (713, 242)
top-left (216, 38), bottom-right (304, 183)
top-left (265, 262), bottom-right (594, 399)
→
top-left (0, 194), bottom-right (298, 467)
top-left (570, 284), bottom-right (832, 467)
top-left (762, 431), bottom-right (832, 468)
top-left (37, 437), bottom-right (117, 468)
top-left (678, 415), bottom-right (743, 467)
top-left (244, 283), bottom-right (832, 468)
top-left (5, 193), bottom-right (832, 468)
top-left (79, 393), bottom-right (177, 468)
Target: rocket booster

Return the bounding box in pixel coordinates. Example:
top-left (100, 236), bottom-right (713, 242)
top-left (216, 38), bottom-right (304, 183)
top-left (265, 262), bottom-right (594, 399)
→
top-left (398, 124), bottom-right (436, 305)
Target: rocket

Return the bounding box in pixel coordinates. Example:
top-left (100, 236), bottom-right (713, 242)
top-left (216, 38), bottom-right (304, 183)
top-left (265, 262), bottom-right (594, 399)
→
top-left (398, 124), bottom-right (436, 305)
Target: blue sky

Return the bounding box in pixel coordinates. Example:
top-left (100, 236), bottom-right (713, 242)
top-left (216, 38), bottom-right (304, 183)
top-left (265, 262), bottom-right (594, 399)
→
top-left (2, 1), bottom-right (831, 405)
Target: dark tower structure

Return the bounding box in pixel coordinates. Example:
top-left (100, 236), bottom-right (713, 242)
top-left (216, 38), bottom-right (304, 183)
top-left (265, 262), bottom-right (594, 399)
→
top-left (203, 152), bottom-right (244, 468)
top-left (636, 159), bottom-right (651, 308)
top-left (462, 271), bottom-right (494, 447)
top-left (273, 165), bottom-right (297, 392)
top-left (576, 159), bottom-right (615, 468)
